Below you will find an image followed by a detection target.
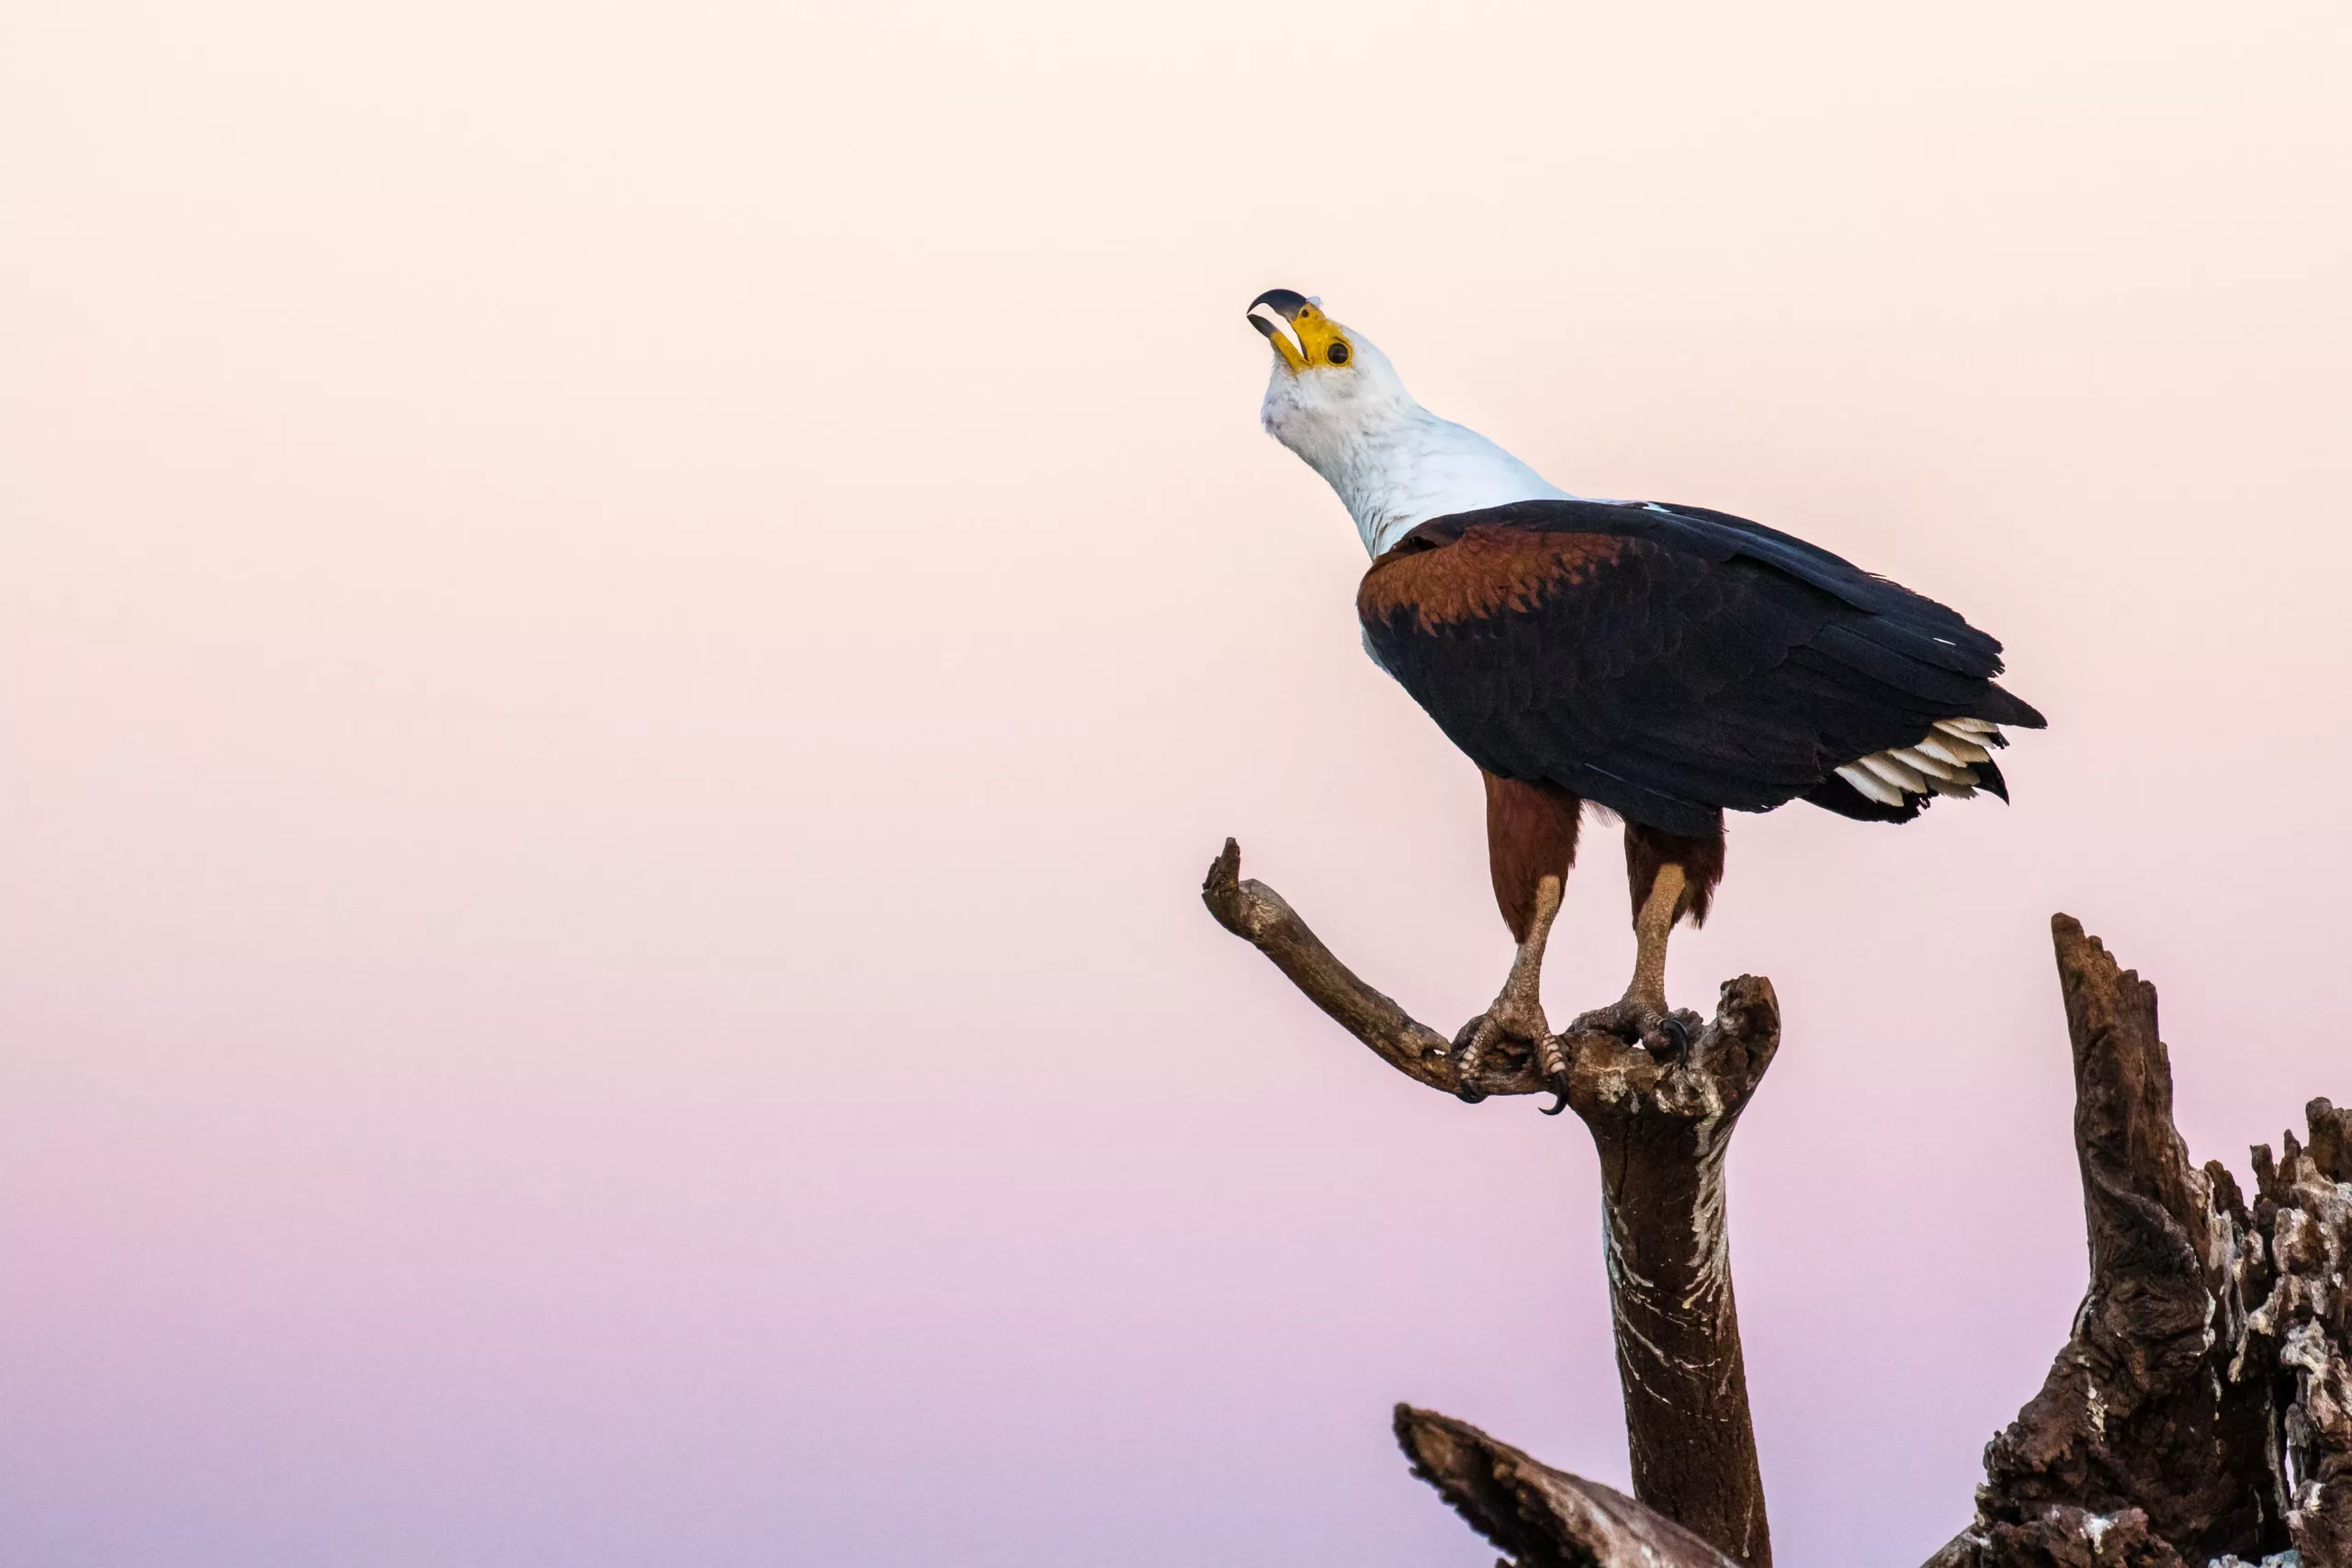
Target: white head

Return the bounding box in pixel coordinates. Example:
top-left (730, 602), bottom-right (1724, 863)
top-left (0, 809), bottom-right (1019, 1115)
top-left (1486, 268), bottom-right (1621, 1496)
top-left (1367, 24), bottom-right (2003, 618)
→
top-left (1249, 290), bottom-right (1414, 464)
top-left (1248, 288), bottom-right (1569, 556)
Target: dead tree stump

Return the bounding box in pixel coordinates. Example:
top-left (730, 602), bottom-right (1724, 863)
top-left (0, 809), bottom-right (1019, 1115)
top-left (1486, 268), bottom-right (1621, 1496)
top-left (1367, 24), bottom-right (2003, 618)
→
top-left (1929, 919), bottom-right (2351, 1568)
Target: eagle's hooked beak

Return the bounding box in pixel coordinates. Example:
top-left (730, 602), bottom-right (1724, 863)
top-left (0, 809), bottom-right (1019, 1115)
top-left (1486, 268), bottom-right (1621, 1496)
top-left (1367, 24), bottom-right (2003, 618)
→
top-left (1249, 288), bottom-right (1346, 373)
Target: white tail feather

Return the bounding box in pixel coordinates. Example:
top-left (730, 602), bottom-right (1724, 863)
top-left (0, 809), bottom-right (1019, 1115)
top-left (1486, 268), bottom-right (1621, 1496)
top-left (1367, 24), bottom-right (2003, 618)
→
top-left (1838, 718), bottom-right (2007, 809)
top-left (1836, 762), bottom-right (1907, 807)
top-left (1890, 746), bottom-right (1963, 781)
top-left (1916, 732), bottom-right (1990, 766)
top-left (1860, 752), bottom-right (1928, 793)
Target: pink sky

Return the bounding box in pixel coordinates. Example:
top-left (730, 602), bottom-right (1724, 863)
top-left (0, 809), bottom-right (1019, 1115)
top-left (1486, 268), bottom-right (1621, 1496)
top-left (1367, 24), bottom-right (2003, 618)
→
top-left (6, 4), bottom-right (2350, 1563)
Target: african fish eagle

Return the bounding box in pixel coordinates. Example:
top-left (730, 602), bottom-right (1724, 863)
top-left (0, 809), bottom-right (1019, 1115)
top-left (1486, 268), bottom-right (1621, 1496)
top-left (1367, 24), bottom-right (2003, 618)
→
top-left (1248, 288), bottom-right (2043, 1102)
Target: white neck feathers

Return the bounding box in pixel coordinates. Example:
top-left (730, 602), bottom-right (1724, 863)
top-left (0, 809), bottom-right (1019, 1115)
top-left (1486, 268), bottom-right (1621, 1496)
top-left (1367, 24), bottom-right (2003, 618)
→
top-left (1259, 333), bottom-right (1569, 557)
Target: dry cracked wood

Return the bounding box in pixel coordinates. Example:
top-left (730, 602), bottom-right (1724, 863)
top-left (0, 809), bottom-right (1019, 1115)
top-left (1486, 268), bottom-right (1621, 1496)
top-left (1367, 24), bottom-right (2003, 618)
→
top-left (1204, 838), bottom-right (1778, 1565)
top-left (1930, 917), bottom-right (2352, 1568)
top-left (2250, 1098), bottom-right (2351, 1565)
top-left (1568, 975), bottom-right (1777, 1568)
top-left (1396, 1404), bottom-right (1739, 1568)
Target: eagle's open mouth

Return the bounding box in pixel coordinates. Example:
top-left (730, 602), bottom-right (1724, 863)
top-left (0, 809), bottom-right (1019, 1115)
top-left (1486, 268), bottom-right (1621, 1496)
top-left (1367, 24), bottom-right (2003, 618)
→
top-left (1248, 288), bottom-right (1312, 366)
top-left (1248, 307), bottom-right (1305, 363)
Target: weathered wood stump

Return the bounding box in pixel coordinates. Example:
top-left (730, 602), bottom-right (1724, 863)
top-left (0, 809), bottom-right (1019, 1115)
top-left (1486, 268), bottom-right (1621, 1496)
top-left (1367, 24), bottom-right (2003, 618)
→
top-left (1928, 919), bottom-right (2349, 1568)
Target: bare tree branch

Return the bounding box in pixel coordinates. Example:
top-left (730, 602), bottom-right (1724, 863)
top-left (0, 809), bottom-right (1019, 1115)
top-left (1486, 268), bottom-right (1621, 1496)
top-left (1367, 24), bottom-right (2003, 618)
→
top-left (1396, 1404), bottom-right (1738, 1568)
top-left (1204, 838), bottom-right (1780, 1565)
top-left (1201, 838), bottom-right (1472, 1094)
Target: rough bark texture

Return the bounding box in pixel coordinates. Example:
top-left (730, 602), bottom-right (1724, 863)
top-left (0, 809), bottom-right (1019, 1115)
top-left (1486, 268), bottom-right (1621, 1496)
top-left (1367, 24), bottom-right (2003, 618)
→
top-left (1930, 917), bottom-right (2352, 1568)
top-left (1204, 839), bottom-right (1777, 1565)
top-left (1201, 839), bottom-right (1463, 1094)
top-left (2254, 1097), bottom-right (2352, 1566)
top-left (1396, 1404), bottom-right (1738, 1568)
top-left (1562, 983), bottom-right (1778, 1568)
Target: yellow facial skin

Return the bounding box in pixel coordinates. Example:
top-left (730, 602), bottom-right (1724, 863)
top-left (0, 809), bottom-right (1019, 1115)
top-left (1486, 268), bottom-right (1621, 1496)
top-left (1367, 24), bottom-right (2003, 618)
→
top-left (1284, 301), bottom-right (1354, 371)
top-left (1250, 292), bottom-right (1355, 373)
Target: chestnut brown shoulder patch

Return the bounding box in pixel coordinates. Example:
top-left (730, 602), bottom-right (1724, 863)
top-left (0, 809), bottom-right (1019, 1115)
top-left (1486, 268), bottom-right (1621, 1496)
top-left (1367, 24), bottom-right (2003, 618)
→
top-left (1359, 526), bottom-right (1631, 631)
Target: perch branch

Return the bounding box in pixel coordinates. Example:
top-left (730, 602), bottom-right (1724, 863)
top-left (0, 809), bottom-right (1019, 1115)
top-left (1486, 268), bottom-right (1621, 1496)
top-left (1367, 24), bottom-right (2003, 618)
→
top-left (1201, 837), bottom-right (1479, 1094)
top-left (1204, 838), bottom-right (1780, 1566)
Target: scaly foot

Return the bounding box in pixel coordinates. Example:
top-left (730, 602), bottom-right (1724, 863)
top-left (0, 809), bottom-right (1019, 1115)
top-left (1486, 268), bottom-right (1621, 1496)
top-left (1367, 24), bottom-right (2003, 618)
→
top-left (1569, 994), bottom-right (1698, 1058)
top-left (1452, 989), bottom-right (1570, 1111)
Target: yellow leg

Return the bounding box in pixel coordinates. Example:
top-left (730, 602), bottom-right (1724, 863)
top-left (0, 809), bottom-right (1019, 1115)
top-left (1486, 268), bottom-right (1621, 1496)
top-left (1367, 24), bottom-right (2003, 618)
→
top-left (1498, 874), bottom-right (1565, 1019)
top-left (1571, 863), bottom-right (1691, 1052)
top-left (1625, 863), bottom-right (1686, 1016)
top-left (1455, 874), bottom-right (1566, 1102)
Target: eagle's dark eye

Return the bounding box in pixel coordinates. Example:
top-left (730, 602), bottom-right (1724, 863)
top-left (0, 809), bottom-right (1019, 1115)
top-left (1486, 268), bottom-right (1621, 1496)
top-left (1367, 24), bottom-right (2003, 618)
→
top-left (1328, 341), bottom-right (1351, 365)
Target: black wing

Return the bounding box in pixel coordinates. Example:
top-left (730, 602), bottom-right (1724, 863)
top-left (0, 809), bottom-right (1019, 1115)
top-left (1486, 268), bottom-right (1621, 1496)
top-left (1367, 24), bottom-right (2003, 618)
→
top-left (1356, 500), bottom-right (2044, 837)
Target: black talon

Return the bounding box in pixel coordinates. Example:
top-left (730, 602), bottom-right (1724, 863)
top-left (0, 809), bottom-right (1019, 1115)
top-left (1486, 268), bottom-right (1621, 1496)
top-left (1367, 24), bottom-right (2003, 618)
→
top-left (1535, 1037), bottom-right (1573, 1114)
top-left (1452, 1042), bottom-right (1489, 1101)
top-left (1657, 1014), bottom-right (1690, 1055)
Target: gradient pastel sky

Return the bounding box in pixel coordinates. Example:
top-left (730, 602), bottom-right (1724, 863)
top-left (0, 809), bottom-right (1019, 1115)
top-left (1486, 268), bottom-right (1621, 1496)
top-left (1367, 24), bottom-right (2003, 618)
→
top-left (6, 4), bottom-right (2351, 1564)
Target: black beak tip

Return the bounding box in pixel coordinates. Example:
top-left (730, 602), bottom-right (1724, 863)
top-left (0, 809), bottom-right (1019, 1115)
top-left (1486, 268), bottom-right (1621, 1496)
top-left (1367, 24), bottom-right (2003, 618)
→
top-left (1248, 288), bottom-right (1310, 321)
top-left (1247, 313), bottom-right (1280, 340)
